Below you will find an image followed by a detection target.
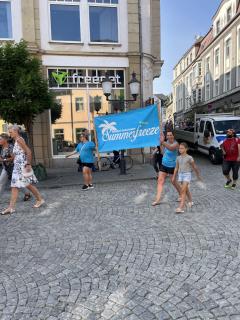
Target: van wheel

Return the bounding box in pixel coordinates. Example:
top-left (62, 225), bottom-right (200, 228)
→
top-left (209, 149), bottom-right (222, 164)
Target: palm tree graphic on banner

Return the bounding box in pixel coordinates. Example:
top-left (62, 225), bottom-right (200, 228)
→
top-left (52, 71), bottom-right (68, 86)
top-left (99, 121), bottom-right (118, 135)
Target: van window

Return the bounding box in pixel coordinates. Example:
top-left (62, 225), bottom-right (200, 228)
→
top-left (199, 120), bottom-right (205, 133)
top-left (205, 121), bottom-right (214, 136)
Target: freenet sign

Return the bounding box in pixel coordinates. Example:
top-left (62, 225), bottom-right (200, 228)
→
top-left (48, 68), bottom-right (124, 89)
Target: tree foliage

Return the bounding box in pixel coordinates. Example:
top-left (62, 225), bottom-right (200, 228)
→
top-left (0, 41), bottom-right (58, 155)
top-left (51, 101), bottom-right (62, 124)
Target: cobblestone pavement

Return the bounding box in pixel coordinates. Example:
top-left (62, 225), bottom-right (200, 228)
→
top-left (0, 156), bottom-right (240, 320)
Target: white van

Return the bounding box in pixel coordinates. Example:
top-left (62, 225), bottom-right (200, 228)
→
top-left (174, 113), bottom-right (240, 164)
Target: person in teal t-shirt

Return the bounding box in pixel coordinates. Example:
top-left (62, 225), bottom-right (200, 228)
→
top-left (152, 131), bottom-right (181, 206)
top-left (66, 133), bottom-right (95, 190)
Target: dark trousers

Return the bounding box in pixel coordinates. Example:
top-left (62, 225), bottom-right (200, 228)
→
top-left (153, 154), bottom-right (163, 173)
top-left (222, 160), bottom-right (239, 181)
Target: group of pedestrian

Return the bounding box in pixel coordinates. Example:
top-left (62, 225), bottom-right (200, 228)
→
top-left (1, 124), bottom-right (239, 216)
top-left (151, 128), bottom-right (240, 213)
top-left (151, 131), bottom-right (201, 213)
top-left (0, 125), bottom-right (44, 215)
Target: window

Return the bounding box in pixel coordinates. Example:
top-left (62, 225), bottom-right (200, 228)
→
top-left (237, 66), bottom-right (240, 86)
top-left (215, 79), bottom-right (219, 96)
top-left (216, 20), bottom-right (220, 34)
top-left (206, 57), bottom-right (210, 72)
top-left (54, 129), bottom-right (64, 140)
top-left (215, 48), bottom-right (220, 66)
top-left (190, 53), bottom-right (192, 63)
top-left (187, 57), bottom-right (189, 66)
top-left (225, 72), bottom-right (231, 91)
top-left (89, 6), bottom-right (118, 42)
top-left (198, 88), bottom-right (202, 102)
top-left (199, 121), bottom-right (205, 133)
top-left (50, 3), bottom-right (81, 41)
top-left (88, 0), bottom-right (118, 3)
top-left (227, 7), bottom-right (232, 23)
top-left (193, 90), bottom-right (196, 104)
top-left (225, 38), bottom-right (231, 58)
top-left (75, 97), bottom-right (84, 111)
top-left (206, 121), bottom-right (214, 136)
top-left (76, 128), bottom-right (86, 141)
top-left (0, 1), bottom-right (12, 39)
top-left (198, 62), bottom-right (202, 76)
top-left (206, 83), bottom-right (210, 100)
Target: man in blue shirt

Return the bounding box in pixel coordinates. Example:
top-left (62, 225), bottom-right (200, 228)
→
top-left (66, 133), bottom-right (95, 190)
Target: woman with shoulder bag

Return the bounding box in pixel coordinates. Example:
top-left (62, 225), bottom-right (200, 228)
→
top-left (1, 125), bottom-right (45, 215)
top-left (0, 133), bottom-right (31, 202)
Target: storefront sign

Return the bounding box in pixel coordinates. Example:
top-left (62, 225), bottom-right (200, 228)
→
top-left (94, 105), bottom-right (160, 152)
top-left (48, 68), bottom-right (124, 89)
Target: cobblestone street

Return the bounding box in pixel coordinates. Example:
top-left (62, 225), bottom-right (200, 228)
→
top-left (1, 156), bottom-right (240, 320)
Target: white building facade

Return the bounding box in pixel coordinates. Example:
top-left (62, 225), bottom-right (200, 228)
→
top-left (173, 0), bottom-right (240, 123)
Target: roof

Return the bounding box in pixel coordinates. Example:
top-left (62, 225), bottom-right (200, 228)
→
top-left (197, 28), bottom-right (213, 57)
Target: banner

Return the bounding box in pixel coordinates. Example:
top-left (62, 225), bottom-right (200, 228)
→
top-left (94, 104), bottom-right (160, 152)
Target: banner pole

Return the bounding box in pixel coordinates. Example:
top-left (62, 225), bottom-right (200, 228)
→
top-left (158, 99), bottom-right (163, 135)
top-left (92, 112), bottom-right (101, 171)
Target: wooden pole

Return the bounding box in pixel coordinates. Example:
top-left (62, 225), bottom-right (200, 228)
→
top-left (92, 112), bottom-right (101, 171)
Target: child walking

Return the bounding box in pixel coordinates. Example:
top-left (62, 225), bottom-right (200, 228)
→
top-left (172, 142), bottom-right (201, 213)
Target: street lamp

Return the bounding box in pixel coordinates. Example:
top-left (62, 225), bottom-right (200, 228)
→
top-left (102, 72), bottom-right (140, 102)
top-left (102, 71), bottom-right (140, 174)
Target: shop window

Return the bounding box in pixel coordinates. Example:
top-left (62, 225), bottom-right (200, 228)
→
top-left (89, 6), bottom-right (118, 42)
top-left (75, 97), bottom-right (84, 111)
top-left (54, 129), bottom-right (64, 140)
top-left (0, 1), bottom-right (12, 39)
top-left (50, 3), bottom-right (81, 41)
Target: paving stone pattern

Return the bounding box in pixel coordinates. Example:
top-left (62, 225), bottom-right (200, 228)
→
top-left (0, 157), bottom-right (240, 319)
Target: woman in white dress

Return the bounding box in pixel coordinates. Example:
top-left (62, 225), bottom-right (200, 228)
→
top-left (1, 125), bottom-right (45, 215)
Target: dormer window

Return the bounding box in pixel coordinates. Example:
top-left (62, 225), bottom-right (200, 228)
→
top-left (227, 6), bottom-right (232, 23)
top-left (216, 19), bottom-right (220, 35)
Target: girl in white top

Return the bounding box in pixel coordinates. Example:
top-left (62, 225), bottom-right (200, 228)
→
top-left (172, 142), bottom-right (201, 213)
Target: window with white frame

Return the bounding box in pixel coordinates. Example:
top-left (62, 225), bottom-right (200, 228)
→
top-left (216, 19), bottom-right (220, 35)
top-left (225, 38), bottom-right (231, 59)
top-left (89, 0), bottom-right (118, 43)
top-left (227, 6), bottom-right (232, 23)
top-left (49, 1), bottom-right (81, 42)
top-left (214, 79), bottom-right (219, 96)
top-left (206, 83), bottom-right (210, 100)
top-left (75, 97), bottom-right (84, 111)
top-left (205, 57), bottom-right (210, 82)
top-left (225, 72), bottom-right (231, 91)
top-left (0, 0), bottom-right (12, 39)
top-left (215, 48), bottom-right (220, 67)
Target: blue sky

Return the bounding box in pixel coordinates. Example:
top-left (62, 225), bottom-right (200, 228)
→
top-left (153, 0), bottom-right (221, 95)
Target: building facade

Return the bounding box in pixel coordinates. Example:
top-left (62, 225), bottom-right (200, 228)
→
top-left (173, 0), bottom-right (240, 124)
top-left (0, 0), bottom-right (162, 166)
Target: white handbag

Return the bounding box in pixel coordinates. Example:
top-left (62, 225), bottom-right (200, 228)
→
top-left (22, 166), bottom-right (34, 178)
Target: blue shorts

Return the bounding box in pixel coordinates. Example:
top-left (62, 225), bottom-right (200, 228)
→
top-left (178, 172), bottom-right (192, 182)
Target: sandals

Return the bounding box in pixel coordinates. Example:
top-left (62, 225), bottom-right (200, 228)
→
top-left (33, 199), bottom-right (45, 208)
top-left (1, 208), bottom-right (15, 215)
top-left (152, 201), bottom-right (161, 206)
top-left (175, 208), bottom-right (185, 214)
top-left (23, 193), bottom-right (31, 202)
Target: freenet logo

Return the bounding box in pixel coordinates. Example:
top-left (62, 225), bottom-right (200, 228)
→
top-left (52, 71), bottom-right (68, 86)
top-left (98, 120), bottom-right (159, 143)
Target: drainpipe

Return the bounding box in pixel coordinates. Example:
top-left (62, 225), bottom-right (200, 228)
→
top-left (138, 0), bottom-right (145, 163)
